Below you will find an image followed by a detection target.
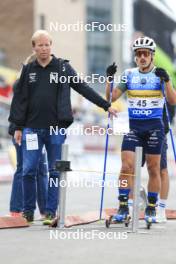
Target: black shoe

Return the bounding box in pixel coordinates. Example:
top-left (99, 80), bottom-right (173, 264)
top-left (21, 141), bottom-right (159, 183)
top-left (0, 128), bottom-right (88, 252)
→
top-left (22, 211), bottom-right (34, 223)
top-left (43, 213), bottom-right (55, 225)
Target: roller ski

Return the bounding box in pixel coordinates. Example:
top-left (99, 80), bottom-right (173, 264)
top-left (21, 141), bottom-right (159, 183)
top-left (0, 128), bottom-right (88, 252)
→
top-left (144, 204), bottom-right (156, 229)
top-left (106, 202), bottom-right (131, 228)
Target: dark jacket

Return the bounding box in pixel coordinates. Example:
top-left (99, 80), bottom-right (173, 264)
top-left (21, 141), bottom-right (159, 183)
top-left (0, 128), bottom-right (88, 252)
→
top-left (8, 57), bottom-right (110, 129)
top-left (8, 79), bottom-right (20, 136)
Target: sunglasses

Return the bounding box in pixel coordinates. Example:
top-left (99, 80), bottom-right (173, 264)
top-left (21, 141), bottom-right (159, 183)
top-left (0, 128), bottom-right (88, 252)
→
top-left (135, 50), bottom-right (151, 57)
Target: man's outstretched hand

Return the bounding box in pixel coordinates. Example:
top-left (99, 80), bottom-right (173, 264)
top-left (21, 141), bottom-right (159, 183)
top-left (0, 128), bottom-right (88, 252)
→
top-left (108, 107), bottom-right (118, 117)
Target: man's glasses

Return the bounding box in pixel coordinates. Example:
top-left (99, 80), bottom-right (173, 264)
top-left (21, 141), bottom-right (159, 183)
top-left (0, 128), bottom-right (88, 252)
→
top-left (135, 50), bottom-right (151, 58)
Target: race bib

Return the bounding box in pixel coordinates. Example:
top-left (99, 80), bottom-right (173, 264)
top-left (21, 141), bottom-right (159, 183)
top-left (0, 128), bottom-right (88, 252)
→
top-left (128, 98), bottom-right (164, 109)
top-left (26, 134), bottom-right (39, 150)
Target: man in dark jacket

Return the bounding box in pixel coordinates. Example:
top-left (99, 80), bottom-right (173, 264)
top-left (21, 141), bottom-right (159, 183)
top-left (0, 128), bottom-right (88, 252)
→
top-left (9, 30), bottom-right (116, 224)
top-left (9, 80), bottom-right (48, 219)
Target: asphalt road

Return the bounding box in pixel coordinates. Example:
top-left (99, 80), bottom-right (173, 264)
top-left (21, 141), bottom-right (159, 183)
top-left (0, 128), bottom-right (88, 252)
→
top-left (1, 151), bottom-right (176, 264)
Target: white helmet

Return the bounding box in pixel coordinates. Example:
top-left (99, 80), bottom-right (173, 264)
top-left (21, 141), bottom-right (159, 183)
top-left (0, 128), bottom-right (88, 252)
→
top-left (133, 37), bottom-right (156, 52)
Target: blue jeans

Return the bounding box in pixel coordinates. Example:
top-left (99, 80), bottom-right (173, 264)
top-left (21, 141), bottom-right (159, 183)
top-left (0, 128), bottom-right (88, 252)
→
top-left (36, 147), bottom-right (48, 214)
top-left (10, 138), bottom-right (48, 214)
top-left (22, 128), bottom-right (65, 216)
top-left (10, 138), bottom-right (23, 212)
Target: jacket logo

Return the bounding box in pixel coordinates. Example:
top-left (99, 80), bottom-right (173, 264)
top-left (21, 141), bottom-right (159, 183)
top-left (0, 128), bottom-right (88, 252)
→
top-left (50, 72), bottom-right (58, 83)
top-left (29, 73), bottom-right (37, 83)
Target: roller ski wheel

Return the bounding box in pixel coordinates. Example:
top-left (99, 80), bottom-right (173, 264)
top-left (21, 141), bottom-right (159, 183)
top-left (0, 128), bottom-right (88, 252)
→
top-left (145, 217), bottom-right (152, 229)
top-left (145, 205), bottom-right (156, 229)
top-left (105, 215), bottom-right (113, 228)
top-left (124, 215), bottom-right (131, 227)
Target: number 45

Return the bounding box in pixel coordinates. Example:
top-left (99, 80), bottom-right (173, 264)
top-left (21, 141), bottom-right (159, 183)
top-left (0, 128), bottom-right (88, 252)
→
top-left (137, 100), bottom-right (147, 107)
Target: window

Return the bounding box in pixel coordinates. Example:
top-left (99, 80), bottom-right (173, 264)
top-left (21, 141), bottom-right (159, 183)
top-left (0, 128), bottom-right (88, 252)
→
top-left (86, 0), bottom-right (112, 78)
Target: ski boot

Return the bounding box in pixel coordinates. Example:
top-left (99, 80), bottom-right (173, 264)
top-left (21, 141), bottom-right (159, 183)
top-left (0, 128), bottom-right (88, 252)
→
top-left (106, 201), bottom-right (131, 228)
top-left (144, 204), bottom-right (156, 229)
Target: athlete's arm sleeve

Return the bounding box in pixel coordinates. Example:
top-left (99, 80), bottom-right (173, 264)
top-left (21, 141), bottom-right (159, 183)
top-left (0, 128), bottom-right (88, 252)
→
top-left (117, 71), bottom-right (128, 93)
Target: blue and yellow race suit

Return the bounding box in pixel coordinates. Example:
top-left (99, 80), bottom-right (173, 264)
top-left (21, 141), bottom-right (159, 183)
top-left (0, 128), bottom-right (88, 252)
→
top-left (119, 67), bottom-right (165, 154)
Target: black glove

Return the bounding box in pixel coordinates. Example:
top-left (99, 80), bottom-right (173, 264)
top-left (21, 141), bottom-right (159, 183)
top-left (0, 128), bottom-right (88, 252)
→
top-left (106, 62), bottom-right (117, 81)
top-left (155, 67), bottom-right (170, 82)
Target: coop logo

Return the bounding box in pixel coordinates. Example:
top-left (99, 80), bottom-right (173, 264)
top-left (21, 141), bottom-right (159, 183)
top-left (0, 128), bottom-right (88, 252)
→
top-left (132, 109), bottom-right (152, 116)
